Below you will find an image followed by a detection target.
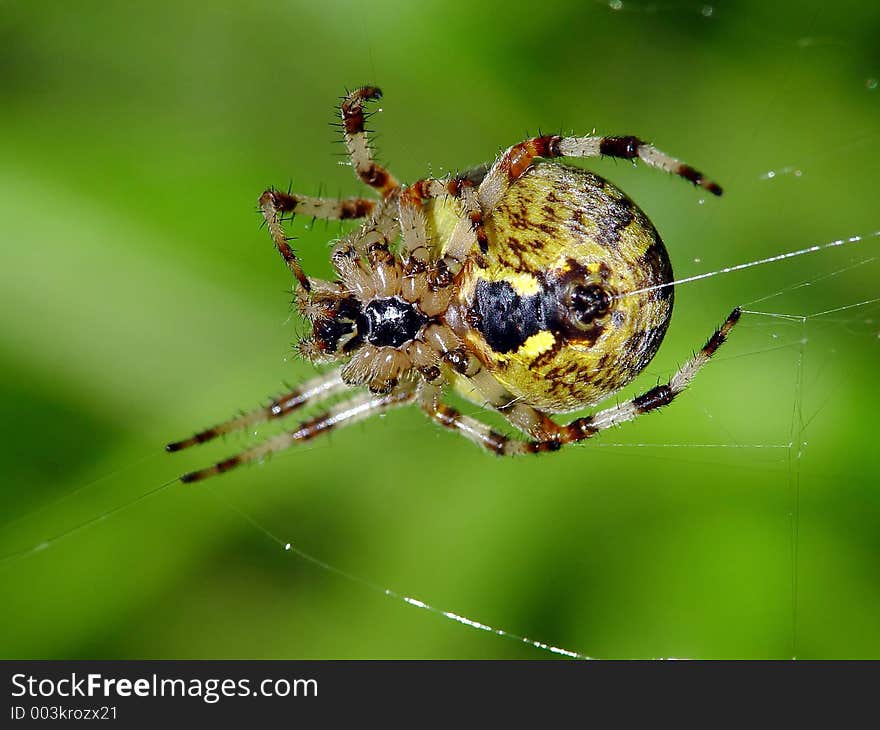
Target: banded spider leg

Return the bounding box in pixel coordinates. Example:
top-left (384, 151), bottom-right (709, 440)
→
top-left (170, 385), bottom-right (414, 483)
top-left (443, 133), bottom-right (722, 262)
top-left (420, 308), bottom-right (741, 454)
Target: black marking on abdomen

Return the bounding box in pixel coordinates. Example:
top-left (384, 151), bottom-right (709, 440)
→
top-left (640, 240), bottom-right (675, 305)
top-left (473, 273), bottom-right (611, 355)
top-left (473, 279), bottom-right (551, 354)
top-left (594, 194), bottom-right (635, 247)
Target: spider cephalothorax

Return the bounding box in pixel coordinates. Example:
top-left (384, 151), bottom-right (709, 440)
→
top-left (168, 86), bottom-right (739, 482)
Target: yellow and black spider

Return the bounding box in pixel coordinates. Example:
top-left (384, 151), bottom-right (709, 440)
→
top-left (167, 86), bottom-right (740, 482)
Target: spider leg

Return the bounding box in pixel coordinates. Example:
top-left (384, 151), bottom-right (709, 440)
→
top-left (166, 369), bottom-right (348, 453)
top-left (463, 367), bottom-right (570, 441)
top-left (326, 180), bottom-right (459, 318)
top-left (259, 188), bottom-right (323, 293)
top-left (178, 389), bottom-right (414, 483)
top-left (398, 178), bottom-right (454, 258)
top-left (572, 307), bottom-right (741, 434)
top-left (412, 332), bottom-right (575, 442)
top-left (417, 383), bottom-right (558, 455)
top-left (257, 189), bottom-right (377, 221)
top-left (443, 133), bottom-right (722, 262)
top-left (330, 193), bottom-right (400, 263)
top-left (422, 309), bottom-right (741, 454)
top-left (340, 86), bottom-right (400, 197)
top-left (484, 134), bottom-right (722, 204)
top-left (396, 172), bottom-right (494, 257)
top-left (327, 196), bottom-right (407, 306)
top-left (559, 135), bottom-right (722, 195)
top-left (393, 175), bottom-right (487, 315)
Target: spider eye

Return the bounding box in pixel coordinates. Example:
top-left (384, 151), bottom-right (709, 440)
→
top-left (566, 282), bottom-right (611, 329)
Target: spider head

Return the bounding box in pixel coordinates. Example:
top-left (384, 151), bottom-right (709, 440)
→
top-left (300, 291), bottom-right (429, 367)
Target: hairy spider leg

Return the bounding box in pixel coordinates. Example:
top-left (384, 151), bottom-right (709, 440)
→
top-left (179, 389), bottom-right (414, 483)
top-left (330, 192), bottom-right (401, 264)
top-left (420, 309), bottom-right (741, 454)
top-left (443, 134), bottom-right (722, 262)
top-left (166, 369), bottom-right (348, 452)
top-left (257, 189), bottom-right (377, 221)
top-left (259, 189), bottom-right (320, 293)
top-left (256, 86), bottom-right (406, 293)
top-left (340, 86), bottom-right (400, 197)
top-left (257, 190), bottom-right (397, 301)
top-left (397, 177), bottom-right (470, 258)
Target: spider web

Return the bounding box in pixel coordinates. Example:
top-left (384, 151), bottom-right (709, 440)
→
top-left (1, 0), bottom-right (878, 659)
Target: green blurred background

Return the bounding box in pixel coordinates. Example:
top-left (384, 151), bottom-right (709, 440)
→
top-left (1, 0), bottom-right (878, 659)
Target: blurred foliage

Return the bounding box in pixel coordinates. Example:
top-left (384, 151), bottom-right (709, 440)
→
top-left (1, 0), bottom-right (879, 659)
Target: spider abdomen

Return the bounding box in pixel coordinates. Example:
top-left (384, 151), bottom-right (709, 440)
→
top-left (445, 162), bottom-right (674, 413)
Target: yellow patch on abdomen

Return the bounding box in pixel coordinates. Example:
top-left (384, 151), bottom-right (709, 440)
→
top-left (504, 272), bottom-right (542, 297)
top-left (516, 330), bottom-right (555, 358)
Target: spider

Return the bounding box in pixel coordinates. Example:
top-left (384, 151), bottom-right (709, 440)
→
top-left (167, 86), bottom-right (740, 482)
